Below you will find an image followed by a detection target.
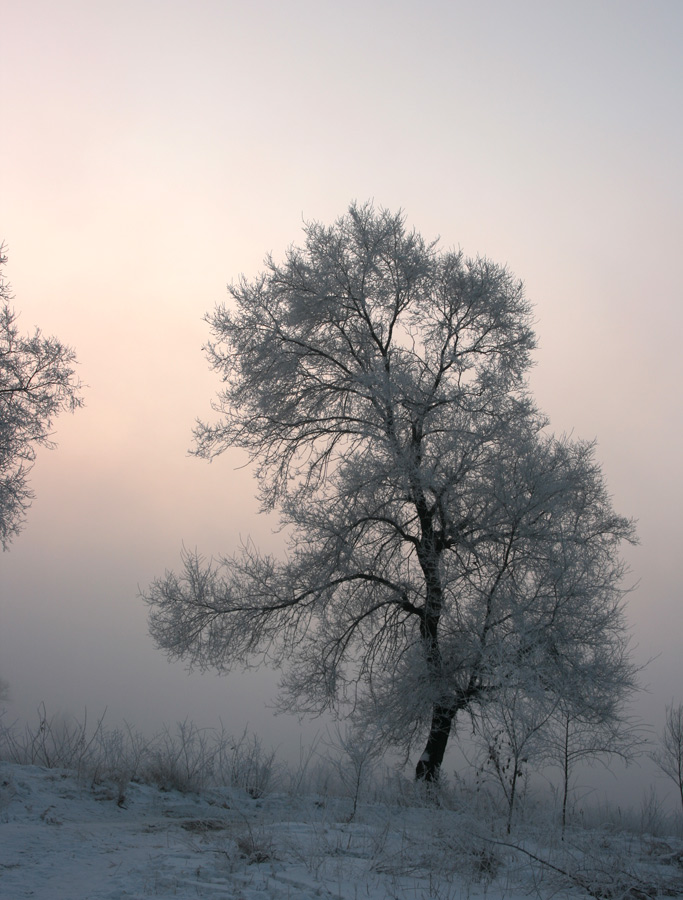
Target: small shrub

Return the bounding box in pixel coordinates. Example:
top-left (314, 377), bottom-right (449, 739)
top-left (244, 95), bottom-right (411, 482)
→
top-left (0, 704), bottom-right (106, 777)
top-left (145, 720), bottom-right (222, 793)
top-left (214, 726), bottom-right (279, 798)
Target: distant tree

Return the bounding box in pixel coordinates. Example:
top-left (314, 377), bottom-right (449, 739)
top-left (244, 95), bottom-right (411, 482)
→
top-left (0, 244), bottom-right (83, 548)
top-left (652, 702), bottom-right (683, 816)
top-left (543, 697), bottom-right (644, 834)
top-left (144, 203), bottom-right (637, 782)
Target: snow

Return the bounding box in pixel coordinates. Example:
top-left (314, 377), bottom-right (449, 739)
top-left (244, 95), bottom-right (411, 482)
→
top-left (1, 761), bottom-right (682, 899)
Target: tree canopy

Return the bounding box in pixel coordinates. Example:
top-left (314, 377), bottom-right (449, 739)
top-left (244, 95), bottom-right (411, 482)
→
top-left (145, 203), bottom-right (637, 780)
top-left (0, 244), bottom-right (83, 549)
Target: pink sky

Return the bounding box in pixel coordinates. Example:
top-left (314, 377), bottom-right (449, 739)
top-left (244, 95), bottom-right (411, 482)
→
top-left (2, 1), bottom-right (682, 805)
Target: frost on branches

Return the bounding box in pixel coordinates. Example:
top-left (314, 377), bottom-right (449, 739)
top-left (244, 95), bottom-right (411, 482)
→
top-left (144, 203), bottom-right (637, 782)
top-left (0, 244), bottom-right (83, 548)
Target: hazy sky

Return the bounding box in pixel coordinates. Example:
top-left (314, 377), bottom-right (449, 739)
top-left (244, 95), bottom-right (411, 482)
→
top-left (2, 1), bottom-right (681, 804)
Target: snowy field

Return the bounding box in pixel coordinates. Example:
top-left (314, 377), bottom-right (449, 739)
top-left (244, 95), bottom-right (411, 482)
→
top-left (2, 759), bottom-right (682, 900)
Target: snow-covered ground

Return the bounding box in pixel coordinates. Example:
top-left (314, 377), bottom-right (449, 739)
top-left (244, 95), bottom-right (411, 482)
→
top-left (1, 761), bottom-right (682, 900)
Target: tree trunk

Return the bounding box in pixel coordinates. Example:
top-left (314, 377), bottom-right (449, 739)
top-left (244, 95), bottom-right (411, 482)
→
top-left (561, 714), bottom-right (570, 837)
top-left (415, 704), bottom-right (454, 782)
top-left (506, 768), bottom-right (518, 834)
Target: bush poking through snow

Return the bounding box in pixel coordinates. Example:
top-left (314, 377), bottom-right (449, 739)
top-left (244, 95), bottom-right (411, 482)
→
top-left (0, 706), bottom-right (280, 801)
top-left (0, 703), bottom-right (106, 778)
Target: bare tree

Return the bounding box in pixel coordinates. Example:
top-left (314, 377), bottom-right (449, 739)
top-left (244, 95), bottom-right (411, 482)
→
top-left (545, 702), bottom-right (645, 834)
top-left (144, 203), bottom-right (636, 783)
top-left (474, 617), bottom-right (641, 835)
top-left (652, 702), bottom-right (683, 816)
top-left (0, 244), bottom-right (83, 548)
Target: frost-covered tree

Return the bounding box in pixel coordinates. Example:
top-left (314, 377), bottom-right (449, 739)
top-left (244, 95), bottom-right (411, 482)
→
top-left (0, 244), bottom-right (83, 548)
top-left (542, 679), bottom-right (644, 833)
top-left (144, 203), bottom-right (636, 781)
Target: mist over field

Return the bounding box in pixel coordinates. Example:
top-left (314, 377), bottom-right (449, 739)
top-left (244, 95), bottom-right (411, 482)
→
top-left (1, 0), bottom-right (683, 820)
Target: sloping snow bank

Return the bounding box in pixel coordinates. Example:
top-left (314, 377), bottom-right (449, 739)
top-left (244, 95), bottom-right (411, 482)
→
top-left (1, 761), bottom-right (682, 900)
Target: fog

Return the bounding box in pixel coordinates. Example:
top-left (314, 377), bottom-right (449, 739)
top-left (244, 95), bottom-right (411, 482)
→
top-left (2, 0), bottom-right (682, 809)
